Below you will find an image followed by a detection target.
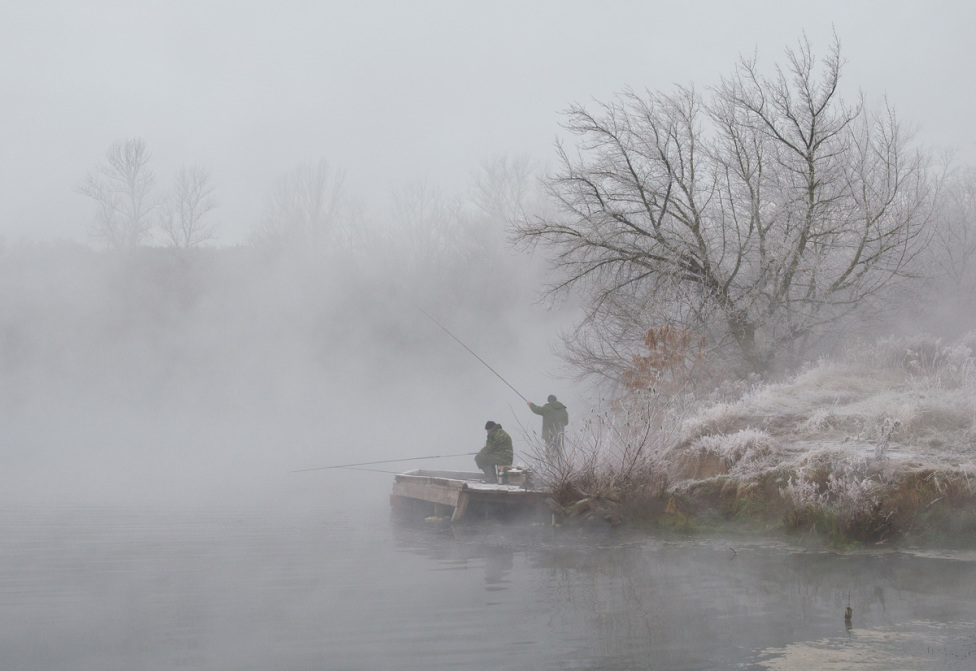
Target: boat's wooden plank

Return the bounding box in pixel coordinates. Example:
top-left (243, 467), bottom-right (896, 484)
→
top-left (390, 468), bottom-right (548, 524)
top-left (391, 479), bottom-right (465, 507)
top-left (466, 490), bottom-right (549, 506)
top-left (450, 491), bottom-right (470, 523)
top-left (465, 483), bottom-right (538, 493)
top-left (395, 474), bottom-right (470, 488)
top-left (400, 469), bottom-right (483, 480)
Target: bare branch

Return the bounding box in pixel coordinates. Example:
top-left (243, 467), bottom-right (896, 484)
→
top-left (158, 165), bottom-right (219, 248)
top-left (514, 36), bottom-right (933, 380)
top-left (77, 138), bottom-right (160, 248)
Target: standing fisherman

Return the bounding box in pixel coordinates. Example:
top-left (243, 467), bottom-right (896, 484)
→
top-left (528, 395), bottom-right (569, 456)
top-left (475, 421), bottom-right (513, 482)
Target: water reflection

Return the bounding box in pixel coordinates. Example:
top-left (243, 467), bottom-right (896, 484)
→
top-left (3, 500), bottom-right (976, 670)
top-left (483, 546), bottom-right (514, 591)
top-left (394, 521), bottom-right (976, 670)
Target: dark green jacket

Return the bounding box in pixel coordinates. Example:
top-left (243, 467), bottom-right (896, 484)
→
top-left (478, 425), bottom-right (514, 465)
top-left (529, 400), bottom-right (569, 444)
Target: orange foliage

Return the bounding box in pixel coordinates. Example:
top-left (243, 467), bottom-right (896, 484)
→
top-left (622, 325), bottom-right (708, 393)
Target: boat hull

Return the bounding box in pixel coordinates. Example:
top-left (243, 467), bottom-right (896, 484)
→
top-left (390, 469), bottom-right (549, 523)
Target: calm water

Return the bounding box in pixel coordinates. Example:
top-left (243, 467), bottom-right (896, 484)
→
top-left (3, 473), bottom-right (976, 670)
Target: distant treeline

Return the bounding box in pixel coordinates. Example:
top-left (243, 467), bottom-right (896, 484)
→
top-left (0, 235), bottom-right (559, 410)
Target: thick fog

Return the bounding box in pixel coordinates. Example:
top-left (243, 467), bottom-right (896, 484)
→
top-left (2, 4), bottom-right (976, 504)
top-left (7, 8), bottom-right (976, 671)
top-left (3, 3), bottom-right (976, 245)
top-left (0, 236), bottom-right (589, 506)
top-left (2, 4), bottom-right (975, 510)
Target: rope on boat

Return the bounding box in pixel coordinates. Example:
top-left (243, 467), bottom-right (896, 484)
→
top-left (292, 452), bottom-right (479, 473)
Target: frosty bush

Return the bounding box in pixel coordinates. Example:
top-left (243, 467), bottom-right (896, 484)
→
top-left (844, 334), bottom-right (976, 385)
top-left (529, 391), bottom-right (687, 515)
top-left (538, 333), bottom-right (976, 541)
top-left (689, 429), bottom-right (776, 476)
top-left (783, 459), bottom-right (887, 541)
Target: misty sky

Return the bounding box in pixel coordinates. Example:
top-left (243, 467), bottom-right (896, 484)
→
top-left (2, 1), bottom-right (974, 245)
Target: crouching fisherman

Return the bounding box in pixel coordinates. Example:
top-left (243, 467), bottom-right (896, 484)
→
top-left (475, 421), bottom-right (513, 482)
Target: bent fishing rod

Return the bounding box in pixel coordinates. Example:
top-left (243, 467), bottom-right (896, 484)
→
top-left (292, 451), bottom-right (478, 473)
top-left (415, 304), bottom-right (529, 403)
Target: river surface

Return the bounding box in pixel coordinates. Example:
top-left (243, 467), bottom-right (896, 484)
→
top-left (3, 473), bottom-right (976, 671)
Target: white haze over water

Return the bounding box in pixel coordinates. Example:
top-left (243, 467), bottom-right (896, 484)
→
top-left (2, 1), bottom-right (974, 506)
top-left (2, 1), bottom-right (975, 244)
top-left (0, 242), bottom-right (586, 507)
top-left (5, 9), bottom-right (976, 669)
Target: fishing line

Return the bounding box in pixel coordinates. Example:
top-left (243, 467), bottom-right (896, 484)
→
top-left (339, 466), bottom-right (401, 474)
top-left (292, 451), bottom-right (478, 473)
top-left (415, 304), bottom-right (529, 403)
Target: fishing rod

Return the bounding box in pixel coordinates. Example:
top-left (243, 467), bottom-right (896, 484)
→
top-left (415, 304), bottom-right (529, 403)
top-left (292, 451), bottom-right (478, 473)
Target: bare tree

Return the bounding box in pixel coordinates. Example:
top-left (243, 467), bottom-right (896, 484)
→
top-left (252, 159), bottom-right (348, 250)
top-left (390, 178), bottom-right (465, 268)
top-left (77, 138), bottom-right (160, 248)
top-left (471, 153), bottom-right (538, 222)
top-left (157, 165), bottom-right (219, 248)
top-left (466, 154), bottom-right (547, 288)
top-left (914, 163), bottom-right (976, 334)
top-left (515, 36), bottom-right (933, 378)
top-left (934, 166), bottom-right (976, 283)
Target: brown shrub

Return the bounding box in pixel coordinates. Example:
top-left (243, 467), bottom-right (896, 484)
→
top-left (673, 450), bottom-right (728, 480)
top-left (622, 325), bottom-right (709, 395)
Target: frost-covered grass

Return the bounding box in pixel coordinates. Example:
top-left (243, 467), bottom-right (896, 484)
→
top-left (544, 334), bottom-right (976, 546)
top-left (526, 394), bottom-right (687, 525)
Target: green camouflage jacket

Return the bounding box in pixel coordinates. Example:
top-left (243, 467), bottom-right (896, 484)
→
top-left (479, 425), bottom-right (514, 465)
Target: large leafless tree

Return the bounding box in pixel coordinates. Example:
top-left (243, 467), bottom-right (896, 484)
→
top-left (515, 37), bottom-right (934, 378)
top-left (77, 138), bottom-right (160, 248)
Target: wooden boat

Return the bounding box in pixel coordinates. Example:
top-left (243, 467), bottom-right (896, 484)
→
top-left (389, 468), bottom-right (549, 523)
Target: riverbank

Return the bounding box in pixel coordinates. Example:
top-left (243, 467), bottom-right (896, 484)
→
top-left (543, 335), bottom-right (976, 547)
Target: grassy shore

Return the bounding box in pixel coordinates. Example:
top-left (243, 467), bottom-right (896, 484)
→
top-left (538, 335), bottom-right (976, 548)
